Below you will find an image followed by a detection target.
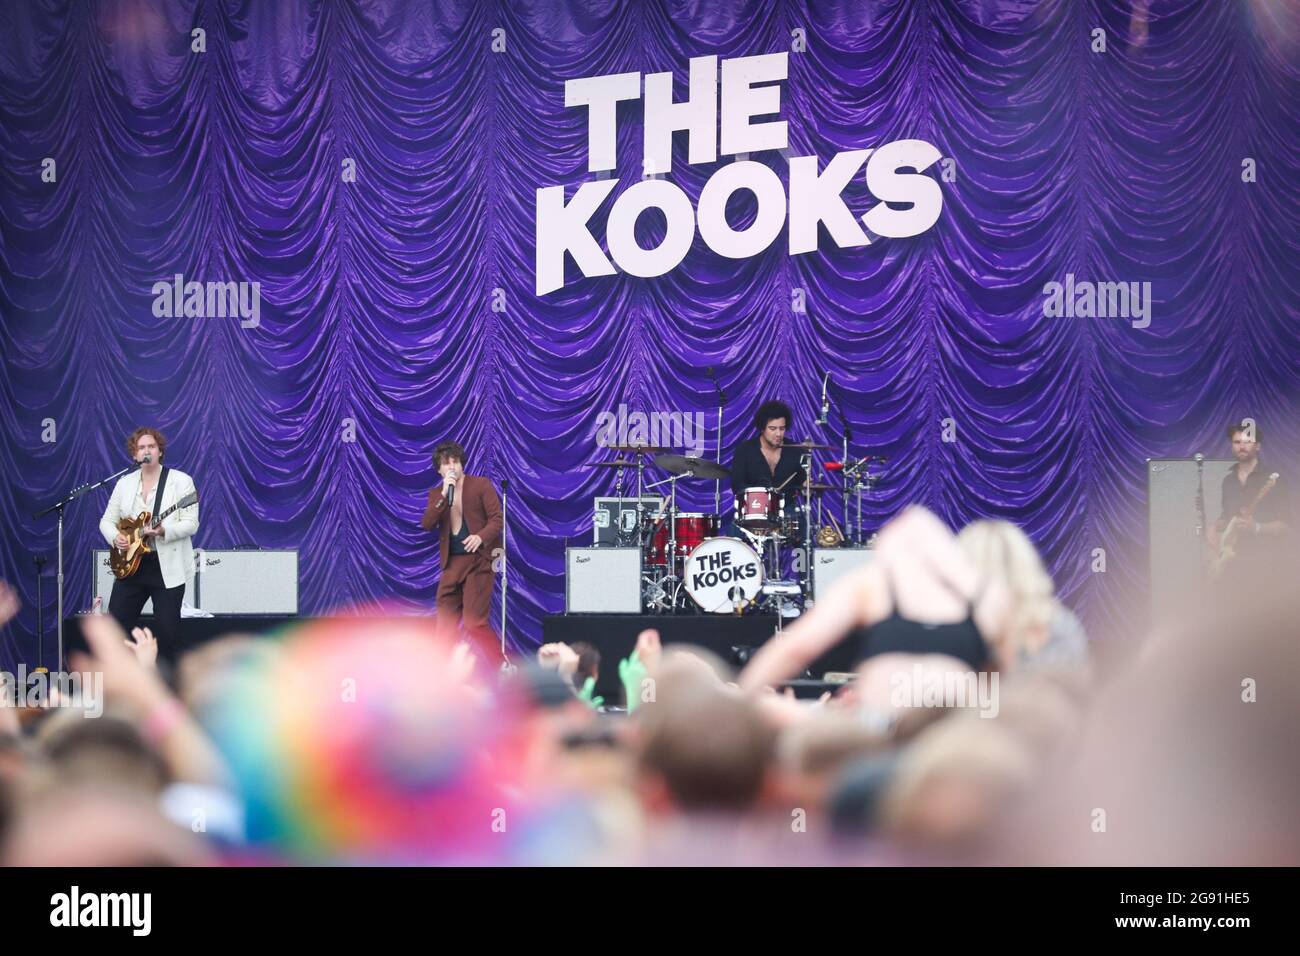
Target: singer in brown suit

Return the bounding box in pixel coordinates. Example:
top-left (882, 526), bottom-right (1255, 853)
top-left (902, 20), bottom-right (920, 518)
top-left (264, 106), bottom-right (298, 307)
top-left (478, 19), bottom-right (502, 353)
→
top-left (421, 440), bottom-right (503, 651)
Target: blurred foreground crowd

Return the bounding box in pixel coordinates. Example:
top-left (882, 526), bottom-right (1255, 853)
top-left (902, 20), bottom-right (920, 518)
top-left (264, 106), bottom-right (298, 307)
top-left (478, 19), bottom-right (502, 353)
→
top-left (1, 506), bottom-right (1296, 866)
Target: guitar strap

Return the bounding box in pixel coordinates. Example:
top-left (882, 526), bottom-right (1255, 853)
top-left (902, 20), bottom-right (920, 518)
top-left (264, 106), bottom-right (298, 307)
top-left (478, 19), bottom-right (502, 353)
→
top-left (151, 466), bottom-right (170, 527)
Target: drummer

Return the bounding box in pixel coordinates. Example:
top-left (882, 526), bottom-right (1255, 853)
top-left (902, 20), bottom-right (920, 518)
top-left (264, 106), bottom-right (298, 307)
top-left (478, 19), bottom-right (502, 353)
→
top-left (728, 400), bottom-right (807, 534)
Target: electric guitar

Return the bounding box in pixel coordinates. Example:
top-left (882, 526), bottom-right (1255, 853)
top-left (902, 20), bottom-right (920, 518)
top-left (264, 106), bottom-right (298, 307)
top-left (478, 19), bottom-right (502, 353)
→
top-left (1208, 473), bottom-right (1279, 578)
top-left (109, 491), bottom-right (199, 580)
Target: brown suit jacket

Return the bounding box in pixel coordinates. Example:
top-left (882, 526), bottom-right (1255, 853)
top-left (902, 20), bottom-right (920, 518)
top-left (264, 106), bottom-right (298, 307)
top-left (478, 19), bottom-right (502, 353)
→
top-left (421, 474), bottom-right (503, 570)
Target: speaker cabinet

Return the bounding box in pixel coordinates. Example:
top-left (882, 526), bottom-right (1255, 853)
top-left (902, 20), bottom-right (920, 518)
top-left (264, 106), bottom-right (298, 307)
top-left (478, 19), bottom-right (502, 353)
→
top-left (566, 547), bottom-right (642, 613)
top-left (1148, 458), bottom-right (1232, 624)
top-left (94, 548), bottom-right (299, 614)
top-left (812, 547), bottom-right (876, 601)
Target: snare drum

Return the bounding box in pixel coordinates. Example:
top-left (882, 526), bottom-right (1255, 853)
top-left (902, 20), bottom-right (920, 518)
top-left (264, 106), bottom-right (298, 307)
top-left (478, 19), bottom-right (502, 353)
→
top-left (684, 537), bottom-right (765, 613)
top-left (646, 512), bottom-right (720, 567)
top-left (736, 487), bottom-right (782, 531)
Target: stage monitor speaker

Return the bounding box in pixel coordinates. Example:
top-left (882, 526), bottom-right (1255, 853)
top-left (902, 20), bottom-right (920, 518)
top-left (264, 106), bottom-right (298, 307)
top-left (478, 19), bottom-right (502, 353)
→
top-left (812, 547), bottom-right (875, 601)
top-left (93, 548), bottom-right (299, 614)
top-left (566, 547), bottom-right (642, 613)
top-left (1148, 458), bottom-right (1232, 625)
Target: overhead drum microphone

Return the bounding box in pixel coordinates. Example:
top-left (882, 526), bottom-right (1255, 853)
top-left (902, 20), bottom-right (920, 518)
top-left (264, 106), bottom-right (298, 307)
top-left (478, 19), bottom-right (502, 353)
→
top-left (819, 372), bottom-right (830, 425)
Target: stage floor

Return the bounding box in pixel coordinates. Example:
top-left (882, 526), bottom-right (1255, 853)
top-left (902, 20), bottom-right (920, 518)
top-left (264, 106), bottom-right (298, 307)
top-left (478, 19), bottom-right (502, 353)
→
top-left (542, 613), bottom-right (857, 705)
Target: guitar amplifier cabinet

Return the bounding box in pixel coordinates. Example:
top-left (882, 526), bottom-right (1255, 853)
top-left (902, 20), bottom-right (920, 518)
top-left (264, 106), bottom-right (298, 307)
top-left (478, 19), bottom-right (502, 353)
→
top-left (1148, 458), bottom-right (1234, 625)
top-left (812, 547), bottom-right (876, 601)
top-left (566, 547), bottom-right (642, 613)
top-left (94, 548), bottom-right (299, 614)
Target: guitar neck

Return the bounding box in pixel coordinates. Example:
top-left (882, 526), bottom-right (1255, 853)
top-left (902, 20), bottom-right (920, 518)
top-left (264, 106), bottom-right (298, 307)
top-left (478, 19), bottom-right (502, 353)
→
top-left (1240, 475), bottom-right (1279, 519)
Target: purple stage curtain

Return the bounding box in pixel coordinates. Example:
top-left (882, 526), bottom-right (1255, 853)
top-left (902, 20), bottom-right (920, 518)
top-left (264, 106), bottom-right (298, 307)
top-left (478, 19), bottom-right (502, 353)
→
top-left (2, 0), bottom-right (1297, 668)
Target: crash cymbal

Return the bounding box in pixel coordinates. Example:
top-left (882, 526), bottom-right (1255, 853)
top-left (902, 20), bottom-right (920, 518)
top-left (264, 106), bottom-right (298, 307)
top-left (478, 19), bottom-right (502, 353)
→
top-left (653, 453), bottom-right (730, 480)
top-left (782, 440), bottom-right (834, 450)
top-left (588, 459), bottom-right (637, 468)
top-left (604, 443), bottom-right (670, 454)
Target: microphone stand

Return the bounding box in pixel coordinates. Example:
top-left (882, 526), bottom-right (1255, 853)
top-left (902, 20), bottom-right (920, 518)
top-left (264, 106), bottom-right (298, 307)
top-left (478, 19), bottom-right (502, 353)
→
top-left (1193, 455), bottom-right (1207, 577)
top-left (709, 369), bottom-right (726, 515)
top-left (499, 477), bottom-right (510, 669)
top-left (33, 555), bottom-right (47, 674)
top-left (33, 464), bottom-right (131, 673)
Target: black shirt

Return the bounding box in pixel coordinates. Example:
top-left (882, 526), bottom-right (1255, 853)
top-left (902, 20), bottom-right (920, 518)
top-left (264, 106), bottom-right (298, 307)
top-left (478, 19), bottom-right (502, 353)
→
top-left (729, 437), bottom-right (807, 498)
top-left (1219, 460), bottom-right (1291, 565)
top-left (1220, 461), bottom-right (1289, 527)
top-left (449, 508), bottom-right (471, 555)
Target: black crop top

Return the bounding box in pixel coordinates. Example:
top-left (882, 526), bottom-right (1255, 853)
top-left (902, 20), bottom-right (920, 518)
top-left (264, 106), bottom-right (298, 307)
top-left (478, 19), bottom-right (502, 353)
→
top-left (852, 569), bottom-right (991, 670)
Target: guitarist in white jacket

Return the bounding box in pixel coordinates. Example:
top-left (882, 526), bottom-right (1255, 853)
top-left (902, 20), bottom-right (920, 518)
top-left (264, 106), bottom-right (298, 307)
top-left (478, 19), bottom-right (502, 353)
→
top-left (99, 427), bottom-right (200, 644)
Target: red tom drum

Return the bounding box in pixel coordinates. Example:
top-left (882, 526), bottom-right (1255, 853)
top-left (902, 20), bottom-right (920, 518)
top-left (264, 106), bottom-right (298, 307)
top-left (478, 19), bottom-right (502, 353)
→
top-left (736, 487), bottom-right (782, 531)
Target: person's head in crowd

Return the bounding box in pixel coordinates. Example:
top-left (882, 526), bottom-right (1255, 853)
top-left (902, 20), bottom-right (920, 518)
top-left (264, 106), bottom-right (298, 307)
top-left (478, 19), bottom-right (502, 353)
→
top-left (635, 650), bottom-right (776, 815)
top-left (177, 634), bottom-right (261, 715)
top-left (35, 711), bottom-right (169, 797)
top-left (570, 642), bottom-right (600, 686)
top-left (199, 617), bottom-right (539, 864)
top-left (775, 711), bottom-right (891, 810)
top-left (740, 507), bottom-right (1013, 691)
top-left (1, 786), bottom-right (212, 867)
top-left (1013, 575), bottom-right (1300, 865)
top-left (956, 519), bottom-right (1089, 673)
top-left (877, 712), bottom-right (1036, 857)
top-left (988, 674), bottom-right (1083, 768)
top-left (854, 652), bottom-right (972, 741)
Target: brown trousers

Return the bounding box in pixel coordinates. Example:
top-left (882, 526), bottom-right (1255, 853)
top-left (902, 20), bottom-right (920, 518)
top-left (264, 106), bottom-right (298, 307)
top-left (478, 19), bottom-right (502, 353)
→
top-left (436, 554), bottom-right (496, 652)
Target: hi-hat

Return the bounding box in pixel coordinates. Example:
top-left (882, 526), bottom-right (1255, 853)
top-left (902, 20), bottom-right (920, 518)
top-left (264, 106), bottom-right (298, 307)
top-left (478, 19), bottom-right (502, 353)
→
top-left (653, 454), bottom-right (729, 480)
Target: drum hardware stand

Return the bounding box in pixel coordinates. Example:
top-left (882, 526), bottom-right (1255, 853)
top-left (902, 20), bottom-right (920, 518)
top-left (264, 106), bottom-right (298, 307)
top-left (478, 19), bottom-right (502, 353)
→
top-left (799, 450), bottom-right (813, 598)
top-left (645, 472), bottom-right (687, 607)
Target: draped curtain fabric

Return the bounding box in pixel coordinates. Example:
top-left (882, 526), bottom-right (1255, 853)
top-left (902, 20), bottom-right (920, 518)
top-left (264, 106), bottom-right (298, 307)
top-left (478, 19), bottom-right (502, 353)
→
top-left (2, 0), bottom-right (1297, 668)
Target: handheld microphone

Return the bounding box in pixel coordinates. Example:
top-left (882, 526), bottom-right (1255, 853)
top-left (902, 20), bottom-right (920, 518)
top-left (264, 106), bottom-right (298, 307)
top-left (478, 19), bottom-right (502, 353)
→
top-left (819, 372), bottom-right (830, 425)
top-left (445, 476), bottom-right (455, 507)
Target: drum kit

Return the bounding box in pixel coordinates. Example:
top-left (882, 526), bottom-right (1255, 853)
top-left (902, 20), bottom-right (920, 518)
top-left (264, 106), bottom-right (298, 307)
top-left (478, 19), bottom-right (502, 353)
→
top-left (589, 440), bottom-right (883, 619)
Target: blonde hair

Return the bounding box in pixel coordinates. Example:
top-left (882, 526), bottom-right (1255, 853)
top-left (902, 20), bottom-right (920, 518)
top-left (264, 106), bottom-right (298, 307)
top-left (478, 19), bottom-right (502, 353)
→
top-left (957, 520), bottom-right (1056, 663)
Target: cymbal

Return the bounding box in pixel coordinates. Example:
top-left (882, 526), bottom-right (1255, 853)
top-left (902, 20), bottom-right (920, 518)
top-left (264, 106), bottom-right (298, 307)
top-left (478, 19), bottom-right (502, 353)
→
top-left (653, 454), bottom-right (730, 480)
top-left (589, 460), bottom-right (637, 468)
top-left (783, 482), bottom-right (835, 495)
top-left (604, 443), bottom-right (669, 454)
top-left (782, 440), bottom-right (833, 450)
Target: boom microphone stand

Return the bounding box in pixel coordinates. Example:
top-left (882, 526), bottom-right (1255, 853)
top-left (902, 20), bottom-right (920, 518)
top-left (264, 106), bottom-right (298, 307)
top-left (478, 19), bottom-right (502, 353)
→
top-left (33, 463), bottom-right (131, 673)
top-left (33, 555), bottom-right (47, 674)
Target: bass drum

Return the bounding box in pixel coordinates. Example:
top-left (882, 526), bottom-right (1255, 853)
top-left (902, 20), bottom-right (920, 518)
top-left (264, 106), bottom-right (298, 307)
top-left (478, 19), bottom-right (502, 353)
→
top-left (683, 537), bottom-right (765, 614)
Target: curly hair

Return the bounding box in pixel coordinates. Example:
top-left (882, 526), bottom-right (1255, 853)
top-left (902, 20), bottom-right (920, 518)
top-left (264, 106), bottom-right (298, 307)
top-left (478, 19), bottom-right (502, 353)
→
top-left (433, 440), bottom-right (467, 467)
top-left (125, 427), bottom-right (166, 463)
top-left (753, 400), bottom-right (793, 433)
